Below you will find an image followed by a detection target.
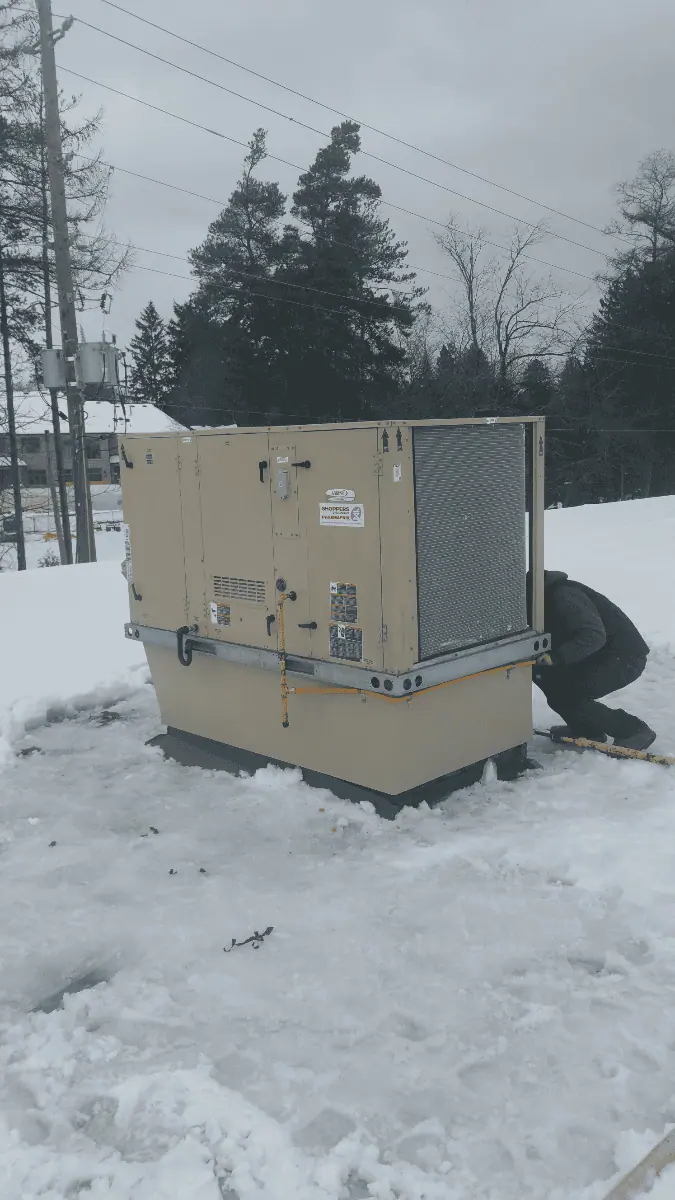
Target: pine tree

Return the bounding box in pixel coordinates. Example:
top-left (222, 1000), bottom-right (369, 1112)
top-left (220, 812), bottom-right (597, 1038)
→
top-left (129, 301), bottom-right (173, 405)
top-left (282, 121), bottom-right (423, 422)
top-left (583, 249), bottom-right (675, 499)
top-left (173, 124), bottom-right (422, 426)
top-left (518, 358), bottom-right (555, 415)
top-left (183, 129), bottom-right (290, 423)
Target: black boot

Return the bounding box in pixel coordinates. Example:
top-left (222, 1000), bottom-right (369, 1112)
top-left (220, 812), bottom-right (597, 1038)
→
top-left (603, 709), bottom-right (656, 750)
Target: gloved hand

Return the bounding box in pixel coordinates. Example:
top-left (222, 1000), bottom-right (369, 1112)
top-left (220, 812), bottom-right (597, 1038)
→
top-left (532, 654), bottom-right (553, 686)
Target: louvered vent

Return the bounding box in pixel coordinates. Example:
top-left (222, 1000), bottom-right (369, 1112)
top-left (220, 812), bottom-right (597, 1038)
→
top-left (413, 424), bottom-right (527, 659)
top-left (212, 575), bottom-right (266, 604)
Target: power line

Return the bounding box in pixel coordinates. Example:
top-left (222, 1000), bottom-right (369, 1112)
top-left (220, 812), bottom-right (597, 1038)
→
top-left (76, 151), bottom-right (598, 285)
top-left (96, 0), bottom-right (627, 247)
top-left (128, 262), bottom-right (390, 320)
top-left (59, 52), bottom-right (609, 262)
top-left (123, 261), bottom-right (675, 370)
top-left (83, 235), bottom-right (416, 315)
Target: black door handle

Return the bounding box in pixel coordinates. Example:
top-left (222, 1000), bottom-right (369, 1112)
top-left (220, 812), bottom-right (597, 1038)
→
top-left (297, 621), bottom-right (317, 630)
top-left (292, 460), bottom-right (311, 468)
top-left (259, 460), bottom-right (268, 482)
top-left (266, 614), bottom-right (276, 636)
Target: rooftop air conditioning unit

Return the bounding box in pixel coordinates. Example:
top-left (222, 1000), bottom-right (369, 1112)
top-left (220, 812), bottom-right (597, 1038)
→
top-left (120, 418), bottom-right (547, 816)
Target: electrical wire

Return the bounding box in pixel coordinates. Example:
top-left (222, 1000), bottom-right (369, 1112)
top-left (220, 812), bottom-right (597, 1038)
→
top-left (73, 151), bottom-right (599, 285)
top-left (63, 25), bottom-right (612, 260)
top-left (130, 262), bottom-right (376, 319)
top-left (75, 232), bottom-right (675, 364)
top-left (96, 0), bottom-right (629, 246)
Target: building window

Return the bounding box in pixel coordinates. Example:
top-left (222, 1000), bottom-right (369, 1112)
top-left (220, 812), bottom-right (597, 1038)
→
top-left (86, 440), bottom-right (102, 459)
top-left (0, 436), bottom-right (8, 455)
top-left (88, 468), bottom-right (104, 482)
top-left (63, 470), bottom-right (73, 483)
top-left (27, 469), bottom-right (47, 486)
top-left (110, 463), bottom-right (120, 484)
top-left (21, 436), bottom-right (41, 453)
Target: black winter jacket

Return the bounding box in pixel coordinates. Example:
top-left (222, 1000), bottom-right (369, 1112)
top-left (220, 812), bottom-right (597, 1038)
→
top-left (544, 572), bottom-right (650, 667)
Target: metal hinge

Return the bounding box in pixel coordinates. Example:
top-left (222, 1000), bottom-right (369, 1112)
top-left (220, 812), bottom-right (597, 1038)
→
top-left (374, 455), bottom-right (383, 476)
top-left (379, 623), bottom-right (388, 644)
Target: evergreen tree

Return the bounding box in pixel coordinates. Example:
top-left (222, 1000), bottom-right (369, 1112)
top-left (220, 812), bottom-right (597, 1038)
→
top-left (181, 129), bottom-right (290, 423)
top-left (518, 358), bottom-right (555, 415)
top-left (283, 121), bottom-right (422, 422)
top-left (164, 298), bottom-right (237, 426)
top-left (583, 248), bottom-right (675, 499)
top-left (129, 301), bottom-right (173, 405)
top-left (171, 124), bottom-right (422, 426)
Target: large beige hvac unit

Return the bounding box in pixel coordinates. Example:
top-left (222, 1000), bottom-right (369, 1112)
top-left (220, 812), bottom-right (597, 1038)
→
top-left (121, 418), bottom-right (547, 815)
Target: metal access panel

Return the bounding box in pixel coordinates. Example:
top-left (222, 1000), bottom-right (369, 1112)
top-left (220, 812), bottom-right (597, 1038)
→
top-left (196, 431), bottom-right (276, 649)
top-left (413, 424), bottom-right (528, 660)
top-left (120, 434), bottom-right (187, 631)
top-left (294, 427), bottom-right (384, 670)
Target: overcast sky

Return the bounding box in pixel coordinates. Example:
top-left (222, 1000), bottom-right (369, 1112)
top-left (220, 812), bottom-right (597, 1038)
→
top-left (55, 0), bottom-right (675, 350)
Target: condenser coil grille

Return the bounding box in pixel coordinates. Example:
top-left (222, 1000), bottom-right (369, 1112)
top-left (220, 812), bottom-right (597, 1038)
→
top-left (413, 424), bottom-right (527, 659)
top-left (212, 575), bottom-right (266, 604)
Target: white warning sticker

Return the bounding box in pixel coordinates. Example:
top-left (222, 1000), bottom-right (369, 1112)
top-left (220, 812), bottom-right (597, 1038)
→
top-left (209, 601), bottom-right (231, 627)
top-left (319, 502), bottom-right (364, 528)
top-left (393, 463), bottom-right (402, 482)
top-left (123, 523), bottom-right (133, 584)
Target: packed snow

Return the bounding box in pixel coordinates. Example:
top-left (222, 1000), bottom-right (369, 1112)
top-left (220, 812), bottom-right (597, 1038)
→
top-left (0, 498), bottom-right (674, 1200)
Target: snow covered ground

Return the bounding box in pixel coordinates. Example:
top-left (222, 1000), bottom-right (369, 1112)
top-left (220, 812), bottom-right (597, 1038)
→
top-left (0, 498), bottom-right (674, 1200)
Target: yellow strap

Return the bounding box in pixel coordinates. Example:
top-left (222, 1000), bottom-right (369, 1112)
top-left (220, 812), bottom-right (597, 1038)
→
top-left (277, 594), bottom-right (291, 728)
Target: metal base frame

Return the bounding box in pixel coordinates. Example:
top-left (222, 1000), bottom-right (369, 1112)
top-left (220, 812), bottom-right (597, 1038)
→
top-left (148, 726), bottom-right (530, 820)
top-left (127, 622), bottom-right (548, 698)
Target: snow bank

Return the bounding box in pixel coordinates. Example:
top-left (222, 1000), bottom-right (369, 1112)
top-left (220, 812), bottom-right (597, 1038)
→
top-left (546, 496), bottom-right (675, 654)
top-left (0, 497), bottom-right (674, 1199)
top-left (0, 557), bottom-right (146, 762)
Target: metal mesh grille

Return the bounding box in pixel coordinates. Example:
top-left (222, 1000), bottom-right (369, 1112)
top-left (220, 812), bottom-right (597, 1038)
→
top-left (212, 575), bottom-right (266, 603)
top-left (413, 425), bottom-right (527, 659)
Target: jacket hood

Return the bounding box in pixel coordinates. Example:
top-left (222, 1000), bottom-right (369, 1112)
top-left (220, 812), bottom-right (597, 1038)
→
top-left (544, 570), bottom-right (569, 588)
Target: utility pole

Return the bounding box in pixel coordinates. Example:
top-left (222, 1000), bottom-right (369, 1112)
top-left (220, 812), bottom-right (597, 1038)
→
top-left (0, 242), bottom-right (27, 571)
top-left (44, 428), bottom-right (65, 561)
top-left (35, 0), bottom-right (96, 563)
top-left (39, 98), bottom-right (72, 564)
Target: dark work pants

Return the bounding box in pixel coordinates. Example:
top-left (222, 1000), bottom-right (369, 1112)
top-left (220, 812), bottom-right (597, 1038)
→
top-left (534, 651), bottom-right (649, 739)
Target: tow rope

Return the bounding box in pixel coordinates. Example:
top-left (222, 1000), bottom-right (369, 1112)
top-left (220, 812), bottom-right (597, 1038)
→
top-left (535, 729), bottom-right (675, 767)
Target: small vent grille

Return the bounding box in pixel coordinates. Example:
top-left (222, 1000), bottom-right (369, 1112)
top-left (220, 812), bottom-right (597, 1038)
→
top-left (212, 575), bottom-right (266, 604)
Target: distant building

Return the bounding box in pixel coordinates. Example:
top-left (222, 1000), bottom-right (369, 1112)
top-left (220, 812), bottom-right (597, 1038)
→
top-left (0, 456), bottom-right (26, 489)
top-left (0, 394), bottom-right (184, 490)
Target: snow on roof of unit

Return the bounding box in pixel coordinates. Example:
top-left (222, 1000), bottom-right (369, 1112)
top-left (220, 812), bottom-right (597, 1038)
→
top-left (7, 391), bottom-right (186, 436)
top-left (0, 456), bottom-right (26, 467)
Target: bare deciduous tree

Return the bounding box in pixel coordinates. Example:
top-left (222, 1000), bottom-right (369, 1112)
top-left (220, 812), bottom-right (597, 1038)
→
top-left (436, 218), bottom-right (577, 381)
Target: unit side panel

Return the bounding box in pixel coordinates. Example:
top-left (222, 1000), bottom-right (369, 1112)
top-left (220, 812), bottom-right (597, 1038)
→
top-left (377, 428), bottom-right (418, 673)
top-left (120, 435), bottom-right (187, 630)
top-left (295, 428), bottom-right (384, 671)
top-left (197, 432), bottom-right (276, 648)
